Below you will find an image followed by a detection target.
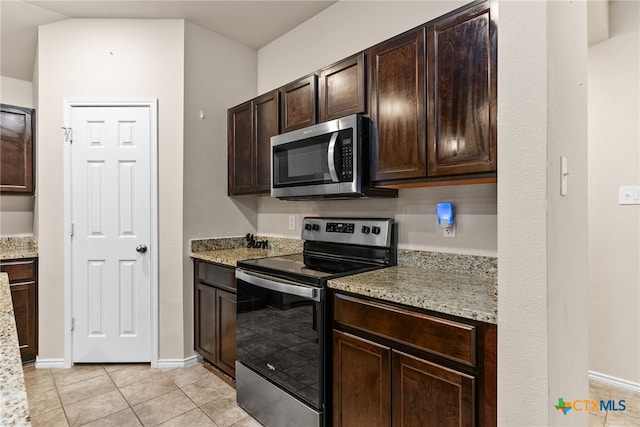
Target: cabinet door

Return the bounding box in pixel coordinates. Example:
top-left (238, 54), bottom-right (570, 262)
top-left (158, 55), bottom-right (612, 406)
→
top-left (279, 74), bottom-right (317, 133)
top-left (216, 288), bottom-right (237, 378)
top-left (319, 53), bottom-right (366, 122)
top-left (194, 282), bottom-right (218, 363)
top-left (228, 101), bottom-right (254, 195)
top-left (333, 330), bottom-right (391, 427)
top-left (10, 283), bottom-right (37, 363)
top-left (1, 104), bottom-right (35, 194)
top-left (369, 28), bottom-right (426, 182)
top-left (254, 90), bottom-right (279, 193)
top-left (392, 350), bottom-right (475, 427)
top-left (1, 258), bottom-right (38, 363)
top-left (427, 2), bottom-right (496, 176)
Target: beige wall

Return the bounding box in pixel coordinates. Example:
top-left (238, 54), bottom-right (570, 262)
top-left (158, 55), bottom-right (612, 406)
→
top-left (0, 76), bottom-right (35, 235)
top-left (499, 1), bottom-right (589, 425)
top-left (546, 1), bottom-right (589, 423)
top-left (588, 0), bottom-right (640, 384)
top-left (257, 184), bottom-right (497, 256)
top-left (182, 21), bottom-right (258, 356)
top-left (37, 19), bottom-right (186, 362)
top-left (255, 0), bottom-right (496, 257)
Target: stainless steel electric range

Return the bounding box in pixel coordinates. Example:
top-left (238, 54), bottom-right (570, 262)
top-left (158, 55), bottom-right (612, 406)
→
top-left (235, 217), bottom-right (397, 427)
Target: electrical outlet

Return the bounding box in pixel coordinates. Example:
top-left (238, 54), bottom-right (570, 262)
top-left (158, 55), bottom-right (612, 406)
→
top-left (288, 215), bottom-right (296, 230)
top-left (442, 225), bottom-right (456, 238)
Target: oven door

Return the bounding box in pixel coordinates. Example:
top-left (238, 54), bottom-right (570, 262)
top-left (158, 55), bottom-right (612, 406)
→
top-left (235, 269), bottom-right (325, 415)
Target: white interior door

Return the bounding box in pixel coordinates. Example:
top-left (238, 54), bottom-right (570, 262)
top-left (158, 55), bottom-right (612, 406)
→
top-left (70, 103), bottom-right (154, 363)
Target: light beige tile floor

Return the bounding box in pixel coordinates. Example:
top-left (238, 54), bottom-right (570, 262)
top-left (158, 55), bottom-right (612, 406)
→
top-left (23, 362), bottom-right (262, 427)
top-left (589, 380), bottom-right (640, 427)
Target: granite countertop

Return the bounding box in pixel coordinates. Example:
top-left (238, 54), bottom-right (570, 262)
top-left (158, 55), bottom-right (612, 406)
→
top-left (189, 236), bottom-right (303, 267)
top-left (0, 273), bottom-right (31, 426)
top-left (328, 250), bottom-right (497, 324)
top-left (0, 237), bottom-right (38, 261)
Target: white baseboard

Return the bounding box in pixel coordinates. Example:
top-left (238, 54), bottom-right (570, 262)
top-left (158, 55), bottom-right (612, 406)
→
top-left (589, 370), bottom-right (640, 394)
top-left (156, 355), bottom-right (201, 369)
top-left (35, 358), bottom-right (66, 369)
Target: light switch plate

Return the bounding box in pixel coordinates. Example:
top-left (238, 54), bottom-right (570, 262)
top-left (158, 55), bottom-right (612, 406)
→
top-left (619, 186), bottom-right (640, 205)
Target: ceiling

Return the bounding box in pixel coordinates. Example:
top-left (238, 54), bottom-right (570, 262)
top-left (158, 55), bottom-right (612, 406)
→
top-left (0, 0), bottom-right (337, 82)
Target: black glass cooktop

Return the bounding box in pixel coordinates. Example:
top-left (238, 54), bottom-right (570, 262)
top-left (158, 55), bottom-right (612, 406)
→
top-left (236, 253), bottom-right (380, 286)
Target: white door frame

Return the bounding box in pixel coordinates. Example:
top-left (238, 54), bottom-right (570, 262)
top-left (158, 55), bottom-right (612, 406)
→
top-left (63, 99), bottom-right (159, 368)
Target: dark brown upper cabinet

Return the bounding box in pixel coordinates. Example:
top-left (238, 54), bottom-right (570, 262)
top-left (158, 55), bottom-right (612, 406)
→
top-left (227, 90), bottom-right (279, 195)
top-left (368, 28), bottom-right (427, 182)
top-left (318, 53), bottom-right (366, 123)
top-left (427, 2), bottom-right (497, 177)
top-left (254, 91), bottom-right (279, 193)
top-left (1, 104), bottom-right (35, 194)
top-left (279, 74), bottom-right (317, 133)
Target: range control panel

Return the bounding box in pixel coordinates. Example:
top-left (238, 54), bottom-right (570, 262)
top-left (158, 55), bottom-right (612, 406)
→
top-left (301, 217), bottom-right (394, 247)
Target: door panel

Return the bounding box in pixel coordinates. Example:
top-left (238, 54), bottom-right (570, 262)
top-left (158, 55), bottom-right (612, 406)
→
top-left (71, 105), bottom-right (152, 363)
top-left (333, 330), bottom-right (391, 427)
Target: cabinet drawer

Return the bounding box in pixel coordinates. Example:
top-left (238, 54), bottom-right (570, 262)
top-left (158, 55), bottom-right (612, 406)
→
top-left (196, 261), bottom-right (236, 292)
top-left (334, 293), bottom-right (476, 366)
top-left (1, 259), bottom-right (36, 283)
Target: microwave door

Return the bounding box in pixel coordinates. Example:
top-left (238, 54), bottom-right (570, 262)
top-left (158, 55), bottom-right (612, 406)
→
top-left (327, 132), bottom-right (339, 183)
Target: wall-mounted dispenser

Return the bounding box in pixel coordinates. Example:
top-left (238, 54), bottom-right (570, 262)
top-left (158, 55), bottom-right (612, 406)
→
top-left (436, 202), bottom-right (455, 228)
top-left (437, 202), bottom-right (456, 238)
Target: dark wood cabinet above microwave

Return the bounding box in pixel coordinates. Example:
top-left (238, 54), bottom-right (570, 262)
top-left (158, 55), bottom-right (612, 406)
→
top-left (318, 53), bottom-right (367, 123)
top-left (279, 74), bottom-right (317, 133)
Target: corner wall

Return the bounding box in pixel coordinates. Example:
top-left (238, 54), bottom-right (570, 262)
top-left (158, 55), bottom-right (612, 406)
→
top-left (498, 1), bottom-right (589, 425)
top-left (183, 21), bottom-right (258, 356)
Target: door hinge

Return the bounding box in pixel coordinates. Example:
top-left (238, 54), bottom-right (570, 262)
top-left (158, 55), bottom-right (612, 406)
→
top-left (61, 127), bottom-right (73, 143)
top-left (70, 223), bottom-right (74, 237)
top-left (71, 317), bottom-right (75, 331)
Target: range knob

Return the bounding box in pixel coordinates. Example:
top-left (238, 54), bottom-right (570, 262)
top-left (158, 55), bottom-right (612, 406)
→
top-left (361, 225), bottom-right (371, 234)
top-left (312, 224), bottom-right (320, 231)
top-left (372, 226), bottom-right (381, 235)
top-left (304, 223), bottom-right (313, 231)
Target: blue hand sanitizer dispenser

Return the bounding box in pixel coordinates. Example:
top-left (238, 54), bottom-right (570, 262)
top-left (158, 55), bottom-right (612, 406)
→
top-left (436, 202), bottom-right (455, 228)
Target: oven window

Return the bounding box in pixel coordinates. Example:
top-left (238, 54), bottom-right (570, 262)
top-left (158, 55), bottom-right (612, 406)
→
top-left (237, 281), bottom-right (323, 410)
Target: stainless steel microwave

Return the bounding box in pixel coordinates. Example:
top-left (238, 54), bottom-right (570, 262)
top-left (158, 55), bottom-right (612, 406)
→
top-left (270, 114), bottom-right (397, 200)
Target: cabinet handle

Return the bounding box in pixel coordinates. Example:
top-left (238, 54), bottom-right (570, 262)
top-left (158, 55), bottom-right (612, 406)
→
top-left (18, 345), bottom-right (28, 349)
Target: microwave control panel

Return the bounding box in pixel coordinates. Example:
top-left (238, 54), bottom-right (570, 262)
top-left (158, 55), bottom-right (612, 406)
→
top-left (340, 138), bottom-right (353, 182)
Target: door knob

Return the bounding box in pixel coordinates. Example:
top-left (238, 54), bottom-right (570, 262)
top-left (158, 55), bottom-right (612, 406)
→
top-left (136, 244), bottom-right (148, 254)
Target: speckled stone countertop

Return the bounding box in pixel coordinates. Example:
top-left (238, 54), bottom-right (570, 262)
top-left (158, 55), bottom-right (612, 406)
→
top-left (0, 237), bottom-right (38, 261)
top-left (190, 237), bottom-right (303, 267)
top-left (328, 250), bottom-right (497, 324)
top-left (0, 273), bottom-right (31, 426)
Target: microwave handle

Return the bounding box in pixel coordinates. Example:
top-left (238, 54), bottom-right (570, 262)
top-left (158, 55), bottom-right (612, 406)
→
top-left (327, 131), bottom-right (339, 183)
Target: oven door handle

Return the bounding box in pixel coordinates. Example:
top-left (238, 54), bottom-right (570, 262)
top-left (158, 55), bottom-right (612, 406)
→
top-left (235, 269), bottom-right (322, 302)
top-left (327, 131), bottom-right (339, 183)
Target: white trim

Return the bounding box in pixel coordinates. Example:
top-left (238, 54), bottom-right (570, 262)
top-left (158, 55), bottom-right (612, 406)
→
top-left (157, 355), bottom-right (201, 369)
top-left (63, 98), bottom-right (159, 368)
top-left (35, 358), bottom-right (66, 369)
top-left (589, 371), bottom-right (640, 394)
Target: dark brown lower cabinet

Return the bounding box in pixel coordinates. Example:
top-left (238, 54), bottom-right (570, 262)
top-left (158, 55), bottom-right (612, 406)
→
top-left (333, 330), bottom-right (391, 427)
top-left (1, 258), bottom-right (38, 363)
top-left (194, 260), bottom-right (237, 378)
top-left (332, 292), bottom-right (495, 427)
top-left (392, 350), bottom-right (474, 427)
